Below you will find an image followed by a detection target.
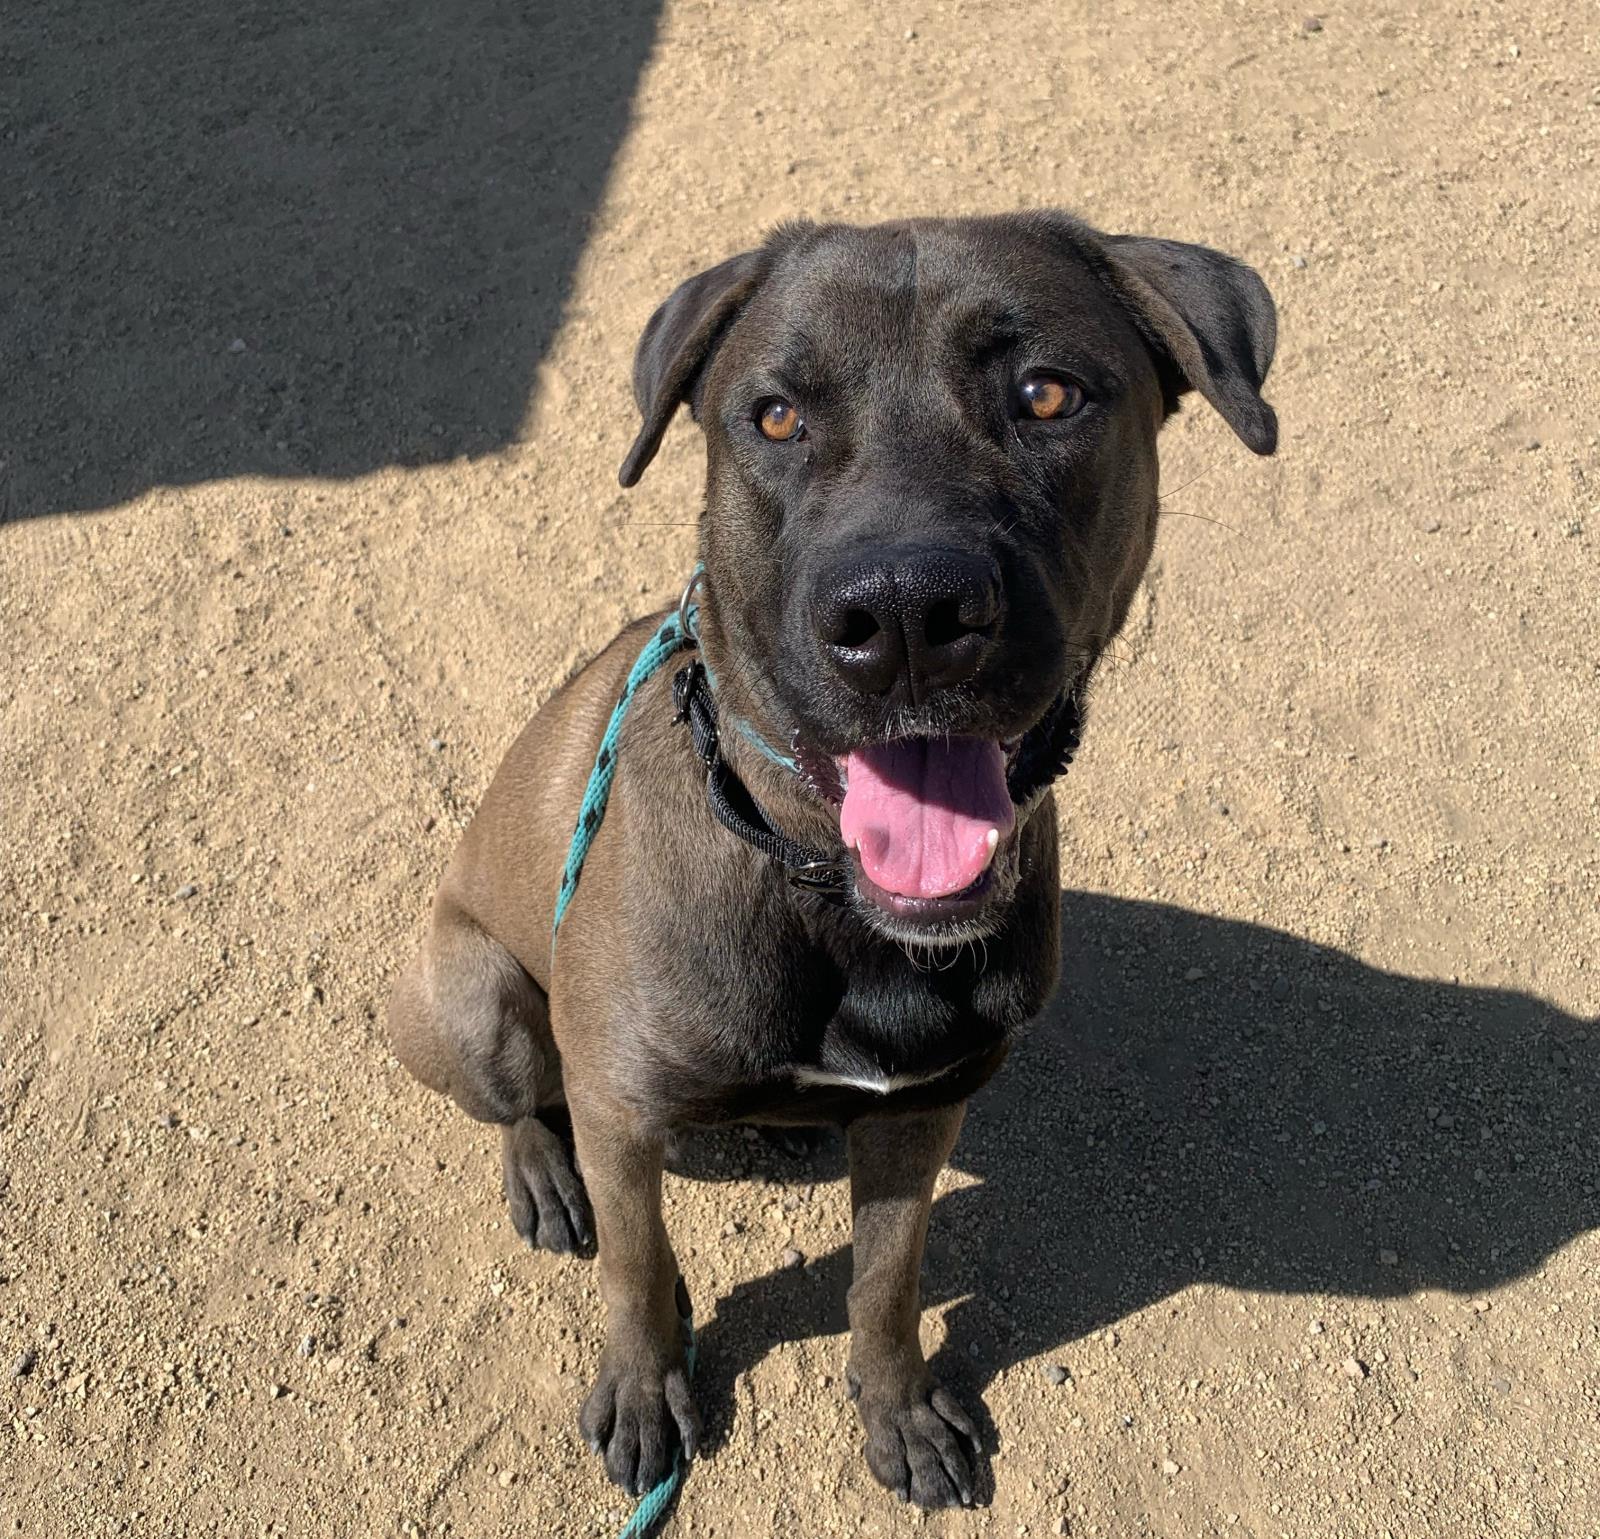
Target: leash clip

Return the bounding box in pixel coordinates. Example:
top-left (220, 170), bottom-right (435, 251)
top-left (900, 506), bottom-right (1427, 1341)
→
top-left (677, 567), bottom-right (706, 645)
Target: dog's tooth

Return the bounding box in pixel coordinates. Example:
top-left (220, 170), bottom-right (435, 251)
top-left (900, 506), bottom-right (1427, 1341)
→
top-left (985, 827), bottom-right (1000, 852)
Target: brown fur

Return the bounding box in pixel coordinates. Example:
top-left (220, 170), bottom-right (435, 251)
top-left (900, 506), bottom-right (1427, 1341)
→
top-left (388, 212), bottom-right (1276, 1506)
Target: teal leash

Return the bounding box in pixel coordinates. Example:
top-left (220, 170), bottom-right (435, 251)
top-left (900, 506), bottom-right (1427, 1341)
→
top-left (551, 606), bottom-right (695, 942)
top-left (699, 658), bottom-right (799, 774)
top-left (551, 569), bottom-right (793, 945)
top-left (548, 599), bottom-right (701, 1533)
top-left (551, 569), bottom-right (805, 1533)
top-left (615, 1321), bottom-right (697, 1539)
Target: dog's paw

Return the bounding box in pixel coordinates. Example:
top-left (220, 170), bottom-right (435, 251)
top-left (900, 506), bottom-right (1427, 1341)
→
top-left (579, 1342), bottom-right (700, 1496)
top-left (853, 1374), bottom-right (979, 1509)
top-left (500, 1116), bottom-right (592, 1255)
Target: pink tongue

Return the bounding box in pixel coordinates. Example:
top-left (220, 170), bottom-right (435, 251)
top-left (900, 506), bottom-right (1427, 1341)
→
top-left (839, 738), bottom-right (1016, 900)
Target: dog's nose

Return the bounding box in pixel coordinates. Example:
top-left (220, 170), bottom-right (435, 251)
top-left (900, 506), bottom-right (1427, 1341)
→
top-left (812, 548), bottom-right (1001, 701)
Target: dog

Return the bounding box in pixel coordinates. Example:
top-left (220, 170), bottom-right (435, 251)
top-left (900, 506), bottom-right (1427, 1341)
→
top-left (388, 211), bottom-right (1276, 1508)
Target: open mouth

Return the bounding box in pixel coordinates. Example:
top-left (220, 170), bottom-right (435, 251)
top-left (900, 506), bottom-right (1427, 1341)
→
top-left (819, 736), bottom-right (1022, 923)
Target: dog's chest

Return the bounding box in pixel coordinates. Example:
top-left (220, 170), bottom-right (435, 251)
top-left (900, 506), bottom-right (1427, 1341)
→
top-left (726, 1015), bottom-right (1011, 1125)
top-left (792, 1027), bottom-right (972, 1097)
top-left (639, 876), bottom-right (1055, 1127)
top-left (706, 955), bottom-right (1019, 1123)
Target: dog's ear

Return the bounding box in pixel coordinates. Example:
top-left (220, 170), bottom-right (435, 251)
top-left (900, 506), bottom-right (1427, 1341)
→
top-left (1098, 234), bottom-right (1278, 455)
top-left (618, 249), bottom-right (765, 487)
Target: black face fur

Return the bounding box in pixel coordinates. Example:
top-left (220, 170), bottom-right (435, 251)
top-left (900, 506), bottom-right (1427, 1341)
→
top-left (620, 212), bottom-right (1276, 941)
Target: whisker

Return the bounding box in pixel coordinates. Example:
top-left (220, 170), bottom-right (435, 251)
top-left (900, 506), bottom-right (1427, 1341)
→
top-left (1163, 463), bottom-right (1218, 498)
top-left (1159, 505), bottom-right (1239, 533)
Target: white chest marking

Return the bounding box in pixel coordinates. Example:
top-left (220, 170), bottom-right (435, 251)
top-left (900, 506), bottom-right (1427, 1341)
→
top-left (792, 1064), bottom-right (954, 1096)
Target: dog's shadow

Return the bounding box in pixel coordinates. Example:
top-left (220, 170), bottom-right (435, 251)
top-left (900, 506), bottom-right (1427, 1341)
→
top-left (678, 889), bottom-right (1598, 1456)
top-left (5, 0), bottom-right (664, 522)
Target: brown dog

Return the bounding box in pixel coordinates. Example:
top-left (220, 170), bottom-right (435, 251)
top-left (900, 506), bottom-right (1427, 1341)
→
top-left (389, 212), bottom-right (1277, 1508)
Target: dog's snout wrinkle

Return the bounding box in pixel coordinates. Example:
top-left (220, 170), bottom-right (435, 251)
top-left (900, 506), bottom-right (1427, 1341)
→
top-left (813, 548), bottom-right (1000, 705)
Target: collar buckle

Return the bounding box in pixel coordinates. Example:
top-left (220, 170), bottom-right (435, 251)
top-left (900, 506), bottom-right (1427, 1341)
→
top-left (786, 857), bottom-right (849, 892)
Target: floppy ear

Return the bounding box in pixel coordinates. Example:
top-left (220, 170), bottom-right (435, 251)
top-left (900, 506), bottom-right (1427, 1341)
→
top-left (1098, 233), bottom-right (1279, 455)
top-left (618, 249), bottom-right (765, 487)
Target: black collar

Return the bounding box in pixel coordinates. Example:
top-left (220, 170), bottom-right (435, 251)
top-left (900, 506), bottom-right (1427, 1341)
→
top-left (673, 659), bottom-right (850, 895)
top-left (671, 655), bottom-right (1084, 900)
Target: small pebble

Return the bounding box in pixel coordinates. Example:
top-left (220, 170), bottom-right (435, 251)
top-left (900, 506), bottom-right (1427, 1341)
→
top-left (721, 1221), bottom-right (739, 1239)
top-left (1378, 1248), bottom-right (1399, 1267)
top-left (1043, 1364), bottom-right (1069, 1386)
top-left (497, 1469), bottom-right (516, 1488)
top-left (780, 1247), bottom-right (803, 1269)
top-left (1491, 1376), bottom-right (1511, 1395)
top-left (298, 1335), bottom-right (316, 1357)
top-left (174, 883), bottom-right (198, 900)
top-left (428, 737), bottom-right (446, 753)
top-left (1302, 15), bottom-right (1323, 32)
top-left (228, 337), bottom-right (248, 353)
top-left (1308, 1320), bottom-right (1325, 1336)
top-left (1162, 1458), bottom-right (1181, 1477)
top-left (1183, 967), bottom-right (1207, 983)
top-left (269, 1383), bottom-right (287, 1399)
top-left (1271, 975), bottom-right (1291, 1001)
top-left (12, 1349), bottom-right (37, 1379)
top-left (1343, 1356), bottom-right (1367, 1380)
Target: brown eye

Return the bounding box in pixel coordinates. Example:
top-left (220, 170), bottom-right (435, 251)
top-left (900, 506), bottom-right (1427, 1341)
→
top-left (757, 398), bottom-right (803, 442)
top-left (1019, 374), bottom-right (1085, 421)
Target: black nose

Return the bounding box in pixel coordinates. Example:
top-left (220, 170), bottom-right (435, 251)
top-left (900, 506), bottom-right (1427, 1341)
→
top-left (812, 548), bottom-right (1001, 701)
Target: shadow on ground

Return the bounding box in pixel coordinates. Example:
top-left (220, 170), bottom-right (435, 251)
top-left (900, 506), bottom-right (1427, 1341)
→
top-left (690, 889), bottom-right (1598, 1439)
top-left (2, 0), bottom-right (662, 523)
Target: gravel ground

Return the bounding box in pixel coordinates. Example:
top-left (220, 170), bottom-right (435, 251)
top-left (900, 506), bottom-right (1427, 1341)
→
top-left (3, 2), bottom-right (1597, 1536)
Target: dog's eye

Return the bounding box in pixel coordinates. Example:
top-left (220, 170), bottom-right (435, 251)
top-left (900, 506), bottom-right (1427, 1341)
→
top-left (756, 398), bottom-right (804, 442)
top-left (1018, 374), bottom-right (1086, 421)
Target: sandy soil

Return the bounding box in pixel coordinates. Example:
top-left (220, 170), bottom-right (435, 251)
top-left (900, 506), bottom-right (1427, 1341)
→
top-left (4, 2), bottom-right (1598, 1536)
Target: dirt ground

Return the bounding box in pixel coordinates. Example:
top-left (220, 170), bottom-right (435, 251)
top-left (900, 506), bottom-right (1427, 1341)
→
top-left (4, 2), bottom-right (1598, 1536)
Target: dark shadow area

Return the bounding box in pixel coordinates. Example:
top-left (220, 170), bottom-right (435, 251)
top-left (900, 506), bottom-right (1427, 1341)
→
top-left (2, 0), bottom-right (663, 523)
top-left (693, 890), bottom-right (1598, 1443)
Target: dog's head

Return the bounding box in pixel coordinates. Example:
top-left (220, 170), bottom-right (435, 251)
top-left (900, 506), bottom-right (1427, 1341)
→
top-left (621, 213), bottom-right (1277, 946)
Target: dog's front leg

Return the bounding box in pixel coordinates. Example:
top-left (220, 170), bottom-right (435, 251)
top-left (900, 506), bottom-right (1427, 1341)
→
top-left (845, 1101), bottom-right (978, 1508)
top-left (571, 1098), bottom-right (699, 1495)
